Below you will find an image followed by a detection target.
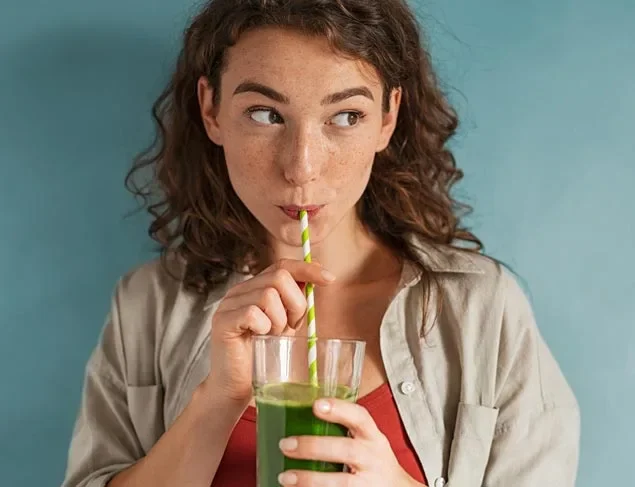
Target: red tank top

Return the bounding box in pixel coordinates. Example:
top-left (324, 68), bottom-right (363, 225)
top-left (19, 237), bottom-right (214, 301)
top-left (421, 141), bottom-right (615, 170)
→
top-left (212, 383), bottom-right (427, 486)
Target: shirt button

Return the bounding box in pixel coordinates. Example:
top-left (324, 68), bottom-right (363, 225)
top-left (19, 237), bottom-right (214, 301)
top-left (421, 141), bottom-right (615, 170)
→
top-left (399, 381), bottom-right (416, 395)
top-left (434, 478), bottom-right (446, 487)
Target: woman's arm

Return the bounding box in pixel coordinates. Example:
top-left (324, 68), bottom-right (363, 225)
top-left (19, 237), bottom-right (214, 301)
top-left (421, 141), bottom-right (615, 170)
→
top-left (61, 276), bottom-right (247, 487)
top-left (483, 272), bottom-right (581, 486)
top-left (107, 379), bottom-right (245, 487)
top-left (62, 354), bottom-right (244, 487)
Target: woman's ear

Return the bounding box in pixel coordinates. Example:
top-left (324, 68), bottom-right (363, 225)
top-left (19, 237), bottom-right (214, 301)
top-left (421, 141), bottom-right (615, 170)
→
top-left (376, 87), bottom-right (402, 153)
top-left (197, 76), bottom-right (223, 146)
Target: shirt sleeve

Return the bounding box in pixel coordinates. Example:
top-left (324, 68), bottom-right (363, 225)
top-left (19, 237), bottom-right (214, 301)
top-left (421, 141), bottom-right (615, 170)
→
top-left (483, 272), bottom-right (581, 486)
top-left (61, 280), bottom-right (143, 487)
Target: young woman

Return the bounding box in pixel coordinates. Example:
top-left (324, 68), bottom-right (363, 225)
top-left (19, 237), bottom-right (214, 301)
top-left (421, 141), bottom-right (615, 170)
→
top-left (62, 1), bottom-right (580, 486)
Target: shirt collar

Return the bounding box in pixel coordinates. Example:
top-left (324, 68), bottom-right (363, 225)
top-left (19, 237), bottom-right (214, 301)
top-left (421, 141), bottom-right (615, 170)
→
top-left (396, 237), bottom-right (484, 291)
top-left (410, 236), bottom-right (485, 273)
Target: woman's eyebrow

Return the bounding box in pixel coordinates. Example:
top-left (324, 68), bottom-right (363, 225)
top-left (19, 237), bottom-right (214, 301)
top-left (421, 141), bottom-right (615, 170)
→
top-left (321, 87), bottom-right (374, 105)
top-left (233, 81), bottom-right (289, 103)
top-left (233, 81), bottom-right (374, 105)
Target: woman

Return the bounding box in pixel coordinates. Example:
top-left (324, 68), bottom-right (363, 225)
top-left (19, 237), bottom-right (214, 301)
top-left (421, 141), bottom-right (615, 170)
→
top-left (62, 0), bottom-right (580, 486)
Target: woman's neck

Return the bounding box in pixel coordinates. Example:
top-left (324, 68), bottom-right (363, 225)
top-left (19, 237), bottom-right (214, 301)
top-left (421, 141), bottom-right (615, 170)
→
top-left (269, 211), bottom-right (401, 285)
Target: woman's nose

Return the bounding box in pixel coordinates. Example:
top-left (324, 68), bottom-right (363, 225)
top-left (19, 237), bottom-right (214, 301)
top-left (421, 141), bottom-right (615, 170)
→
top-left (280, 126), bottom-right (326, 186)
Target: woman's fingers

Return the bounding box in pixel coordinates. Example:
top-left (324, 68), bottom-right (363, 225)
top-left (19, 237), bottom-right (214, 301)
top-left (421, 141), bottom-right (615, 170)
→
top-left (279, 435), bottom-right (365, 470)
top-left (260, 259), bottom-right (336, 286)
top-left (225, 259), bottom-right (335, 329)
top-left (217, 305), bottom-right (272, 336)
top-left (278, 469), bottom-right (361, 487)
top-left (218, 287), bottom-right (288, 335)
top-left (312, 399), bottom-right (382, 441)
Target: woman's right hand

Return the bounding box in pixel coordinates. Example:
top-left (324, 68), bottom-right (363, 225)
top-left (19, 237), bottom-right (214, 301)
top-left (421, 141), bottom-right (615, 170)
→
top-left (205, 259), bottom-right (336, 403)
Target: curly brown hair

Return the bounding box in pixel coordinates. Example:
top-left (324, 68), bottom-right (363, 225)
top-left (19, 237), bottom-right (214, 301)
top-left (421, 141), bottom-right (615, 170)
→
top-left (125, 0), bottom-right (483, 295)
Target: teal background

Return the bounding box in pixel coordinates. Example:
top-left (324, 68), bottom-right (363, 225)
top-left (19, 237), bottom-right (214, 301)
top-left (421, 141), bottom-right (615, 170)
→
top-left (0, 0), bottom-right (632, 485)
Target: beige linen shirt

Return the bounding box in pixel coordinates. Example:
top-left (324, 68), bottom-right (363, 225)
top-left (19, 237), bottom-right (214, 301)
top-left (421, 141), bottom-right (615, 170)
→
top-left (62, 241), bottom-right (580, 487)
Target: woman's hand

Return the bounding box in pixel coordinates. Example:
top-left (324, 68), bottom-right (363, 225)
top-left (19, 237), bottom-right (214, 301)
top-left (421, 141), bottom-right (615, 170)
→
top-left (277, 398), bottom-right (427, 487)
top-left (205, 259), bottom-right (336, 404)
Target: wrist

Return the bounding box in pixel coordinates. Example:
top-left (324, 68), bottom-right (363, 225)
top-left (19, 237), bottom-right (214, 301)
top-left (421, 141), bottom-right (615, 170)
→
top-left (189, 378), bottom-right (250, 432)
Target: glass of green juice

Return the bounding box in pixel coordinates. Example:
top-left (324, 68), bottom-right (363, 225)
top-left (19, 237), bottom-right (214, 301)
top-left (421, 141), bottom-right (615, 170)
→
top-left (252, 335), bottom-right (366, 487)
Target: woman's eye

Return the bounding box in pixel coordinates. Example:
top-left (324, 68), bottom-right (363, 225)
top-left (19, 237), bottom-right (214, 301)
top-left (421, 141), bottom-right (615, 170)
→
top-left (330, 111), bottom-right (362, 127)
top-left (248, 108), bottom-right (284, 125)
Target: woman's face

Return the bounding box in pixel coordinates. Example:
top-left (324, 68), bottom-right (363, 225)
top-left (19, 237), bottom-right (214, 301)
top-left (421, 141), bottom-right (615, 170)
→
top-left (198, 27), bottom-right (400, 248)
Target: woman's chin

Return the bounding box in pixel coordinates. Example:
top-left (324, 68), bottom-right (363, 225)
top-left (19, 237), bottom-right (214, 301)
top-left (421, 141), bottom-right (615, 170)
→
top-left (268, 221), bottom-right (330, 252)
top-left (258, 204), bottom-right (354, 254)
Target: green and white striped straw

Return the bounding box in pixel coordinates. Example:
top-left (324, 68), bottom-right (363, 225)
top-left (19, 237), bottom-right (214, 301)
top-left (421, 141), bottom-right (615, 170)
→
top-left (299, 209), bottom-right (318, 387)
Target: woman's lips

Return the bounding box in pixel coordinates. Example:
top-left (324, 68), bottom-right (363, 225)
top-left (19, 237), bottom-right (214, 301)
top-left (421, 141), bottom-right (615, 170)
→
top-left (279, 205), bottom-right (324, 220)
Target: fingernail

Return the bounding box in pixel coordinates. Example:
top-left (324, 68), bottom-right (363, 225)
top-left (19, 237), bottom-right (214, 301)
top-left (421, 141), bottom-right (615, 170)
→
top-left (278, 472), bottom-right (298, 485)
top-left (315, 399), bottom-right (332, 414)
top-left (321, 269), bottom-right (336, 282)
top-left (279, 437), bottom-right (298, 451)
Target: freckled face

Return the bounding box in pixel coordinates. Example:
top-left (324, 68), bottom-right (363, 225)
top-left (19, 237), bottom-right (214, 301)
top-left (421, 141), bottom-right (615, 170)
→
top-left (198, 27), bottom-right (400, 247)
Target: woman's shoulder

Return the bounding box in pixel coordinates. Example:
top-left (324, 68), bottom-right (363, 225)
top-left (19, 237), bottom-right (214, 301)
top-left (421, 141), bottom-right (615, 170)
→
top-left (111, 254), bottom-right (248, 337)
top-left (419, 244), bottom-right (578, 411)
top-left (103, 255), bottom-right (229, 389)
top-left (413, 240), bottom-right (527, 303)
top-left (109, 254), bottom-right (207, 339)
top-left (117, 250), bottom-right (185, 289)
top-left (110, 255), bottom-right (182, 314)
top-left (114, 253), bottom-right (246, 306)
top-left (413, 241), bottom-right (537, 338)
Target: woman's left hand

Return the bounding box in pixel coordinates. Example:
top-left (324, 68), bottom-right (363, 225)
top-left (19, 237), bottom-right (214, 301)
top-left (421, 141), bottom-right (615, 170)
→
top-left (277, 397), bottom-right (426, 487)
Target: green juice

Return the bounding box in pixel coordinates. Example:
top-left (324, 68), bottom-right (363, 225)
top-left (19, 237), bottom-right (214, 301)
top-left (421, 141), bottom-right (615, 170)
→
top-left (255, 382), bottom-right (356, 487)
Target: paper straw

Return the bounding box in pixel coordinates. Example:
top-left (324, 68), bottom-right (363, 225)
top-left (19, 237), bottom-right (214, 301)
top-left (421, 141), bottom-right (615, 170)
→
top-left (300, 209), bottom-right (318, 387)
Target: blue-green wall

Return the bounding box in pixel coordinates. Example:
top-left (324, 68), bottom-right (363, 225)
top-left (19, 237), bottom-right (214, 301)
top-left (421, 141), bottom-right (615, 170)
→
top-left (1, 1), bottom-right (632, 485)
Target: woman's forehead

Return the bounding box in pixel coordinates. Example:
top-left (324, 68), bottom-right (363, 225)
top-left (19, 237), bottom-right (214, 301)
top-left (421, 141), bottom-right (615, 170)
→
top-left (220, 27), bottom-right (384, 99)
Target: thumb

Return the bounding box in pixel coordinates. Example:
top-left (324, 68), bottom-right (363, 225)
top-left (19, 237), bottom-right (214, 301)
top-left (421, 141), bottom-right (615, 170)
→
top-left (282, 324), bottom-right (299, 337)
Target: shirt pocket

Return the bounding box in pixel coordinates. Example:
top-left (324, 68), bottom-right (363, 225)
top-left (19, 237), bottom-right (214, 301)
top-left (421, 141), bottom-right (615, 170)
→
top-left (127, 384), bottom-right (165, 454)
top-left (447, 403), bottom-right (499, 486)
